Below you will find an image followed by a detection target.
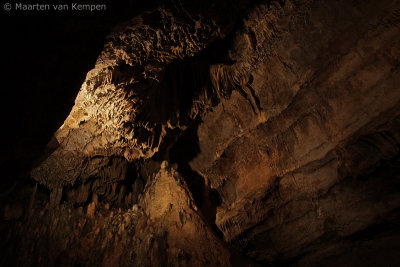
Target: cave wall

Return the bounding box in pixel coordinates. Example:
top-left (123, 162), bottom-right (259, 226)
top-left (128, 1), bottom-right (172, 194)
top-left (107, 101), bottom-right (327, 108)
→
top-left (192, 0), bottom-right (400, 264)
top-left (1, 0), bottom-right (400, 266)
top-left (0, 1), bottom-right (157, 193)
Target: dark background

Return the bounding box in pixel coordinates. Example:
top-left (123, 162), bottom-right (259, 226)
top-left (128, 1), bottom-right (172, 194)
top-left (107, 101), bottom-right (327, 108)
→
top-left (0, 1), bottom-right (158, 190)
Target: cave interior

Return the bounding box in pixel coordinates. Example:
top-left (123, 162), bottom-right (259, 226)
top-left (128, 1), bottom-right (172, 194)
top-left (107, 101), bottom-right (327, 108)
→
top-left (1, 0), bottom-right (400, 266)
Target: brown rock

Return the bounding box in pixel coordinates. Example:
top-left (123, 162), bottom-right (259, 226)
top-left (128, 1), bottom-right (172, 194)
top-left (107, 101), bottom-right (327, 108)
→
top-left (4, 0), bottom-right (400, 266)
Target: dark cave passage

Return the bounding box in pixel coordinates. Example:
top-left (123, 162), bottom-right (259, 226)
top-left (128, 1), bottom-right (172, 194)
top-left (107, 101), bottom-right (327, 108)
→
top-left (169, 121), bottom-right (224, 238)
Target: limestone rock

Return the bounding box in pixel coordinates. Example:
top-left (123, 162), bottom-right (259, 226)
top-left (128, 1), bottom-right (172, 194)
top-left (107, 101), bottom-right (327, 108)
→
top-left (30, 2), bottom-right (246, 189)
top-left (189, 0), bottom-right (400, 264)
top-left (3, 0), bottom-right (400, 266)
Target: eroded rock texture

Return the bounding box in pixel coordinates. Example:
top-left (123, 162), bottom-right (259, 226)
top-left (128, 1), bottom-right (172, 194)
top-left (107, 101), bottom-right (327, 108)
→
top-left (2, 0), bottom-right (400, 266)
top-left (12, 163), bottom-right (246, 266)
top-left (192, 0), bottom-right (400, 264)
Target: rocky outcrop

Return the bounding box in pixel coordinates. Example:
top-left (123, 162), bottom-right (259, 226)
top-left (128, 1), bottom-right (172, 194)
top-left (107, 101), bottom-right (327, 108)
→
top-left (31, 9), bottom-right (219, 187)
top-left (9, 163), bottom-right (252, 266)
top-left (3, 0), bottom-right (400, 266)
top-left (29, 2), bottom-right (243, 209)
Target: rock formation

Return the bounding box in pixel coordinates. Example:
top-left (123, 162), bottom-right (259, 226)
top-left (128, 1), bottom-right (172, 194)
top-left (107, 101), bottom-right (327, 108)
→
top-left (1, 0), bottom-right (400, 266)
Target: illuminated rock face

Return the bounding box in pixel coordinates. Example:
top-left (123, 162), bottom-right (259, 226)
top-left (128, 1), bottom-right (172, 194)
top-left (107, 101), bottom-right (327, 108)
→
top-left (13, 0), bottom-right (400, 266)
top-left (30, 7), bottom-right (227, 189)
top-left (191, 0), bottom-right (400, 264)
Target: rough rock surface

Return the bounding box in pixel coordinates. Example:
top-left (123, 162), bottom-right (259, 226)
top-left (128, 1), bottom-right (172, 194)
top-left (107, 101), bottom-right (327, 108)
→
top-left (31, 8), bottom-right (223, 188)
top-left (7, 163), bottom-right (248, 266)
top-left (190, 0), bottom-right (400, 264)
top-left (2, 0), bottom-right (400, 266)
